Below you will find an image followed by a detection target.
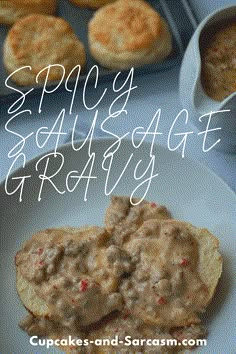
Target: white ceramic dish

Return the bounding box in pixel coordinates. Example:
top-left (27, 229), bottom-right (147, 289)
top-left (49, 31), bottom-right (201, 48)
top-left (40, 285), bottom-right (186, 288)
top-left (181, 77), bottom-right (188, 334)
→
top-left (0, 138), bottom-right (236, 353)
top-left (179, 5), bottom-right (236, 153)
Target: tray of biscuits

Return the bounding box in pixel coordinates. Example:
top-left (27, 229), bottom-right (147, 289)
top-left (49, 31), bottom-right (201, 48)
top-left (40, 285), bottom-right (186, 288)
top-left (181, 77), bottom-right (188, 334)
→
top-left (0, 0), bottom-right (197, 100)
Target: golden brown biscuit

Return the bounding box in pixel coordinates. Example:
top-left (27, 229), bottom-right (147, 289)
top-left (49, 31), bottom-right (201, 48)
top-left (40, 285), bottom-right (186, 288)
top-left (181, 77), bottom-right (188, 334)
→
top-left (120, 219), bottom-right (222, 327)
top-left (88, 0), bottom-right (172, 69)
top-left (69, 0), bottom-right (116, 9)
top-left (0, 0), bottom-right (57, 25)
top-left (3, 14), bottom-right (86, 86)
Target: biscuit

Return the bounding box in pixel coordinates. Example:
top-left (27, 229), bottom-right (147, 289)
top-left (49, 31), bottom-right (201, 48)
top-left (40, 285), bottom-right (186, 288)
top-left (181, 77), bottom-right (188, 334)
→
top-left (16, 226), bottom-right (129, 327)
top-left (3, 14), bottom-right (86, 86)
top-left (104, 195), bottom-right (171, 245)
top-left (120, 219), bottom-right (222, 327)
top-left (69, 0), bottom-right (116, 9)
top-left (88, 0), bottom-right (172, 69)
top-left (0, 0), bottom-right (57, 25)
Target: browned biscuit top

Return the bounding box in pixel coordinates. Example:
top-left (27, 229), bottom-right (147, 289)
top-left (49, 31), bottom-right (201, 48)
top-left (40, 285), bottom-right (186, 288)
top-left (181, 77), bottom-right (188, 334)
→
top-left (1, 0), bottom-right (55, 6)
top-left (2, 0), bottom-right (54, 4)
top-left (6, 14), bottom-right (85, 77)
top-left (0, 0), bottom-right (57, 24)
top-left (69, 0), bottom-right (116, 9)
top-left (89, 0), bottom-right (163, 53)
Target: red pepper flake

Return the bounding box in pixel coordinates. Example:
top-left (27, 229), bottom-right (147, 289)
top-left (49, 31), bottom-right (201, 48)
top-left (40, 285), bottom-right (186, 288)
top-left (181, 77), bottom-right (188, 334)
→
top-left (34, 260), bottom-right (44, 267)
top-left (53, 285), bottom-right (58, 290)
top-left (37, 248), bottom-right (43, 255)
top-left (180, 258), bottom-right (189, 266)
top-left (80, 279), bottom-right (88, 292)
top-left (157, 296), bottom-right (167, 305)
top-left (150, 202), bottom-right (157, 208)
top-left (71, 298), bottom-right (76, 303)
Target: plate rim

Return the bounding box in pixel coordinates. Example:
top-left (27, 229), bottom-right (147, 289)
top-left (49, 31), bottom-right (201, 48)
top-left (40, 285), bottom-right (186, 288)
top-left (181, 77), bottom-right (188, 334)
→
top-left (1, 137), bottom-right (235, 200)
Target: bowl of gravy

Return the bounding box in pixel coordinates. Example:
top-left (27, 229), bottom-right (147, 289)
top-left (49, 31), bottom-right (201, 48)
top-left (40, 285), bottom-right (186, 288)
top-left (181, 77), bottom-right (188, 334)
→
top-left (179, 5), bottom-right (236, 153)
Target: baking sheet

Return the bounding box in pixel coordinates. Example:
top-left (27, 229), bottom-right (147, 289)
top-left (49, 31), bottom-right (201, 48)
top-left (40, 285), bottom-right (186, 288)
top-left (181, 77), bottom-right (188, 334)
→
top-left (0, 0), bottom-right (197, 101)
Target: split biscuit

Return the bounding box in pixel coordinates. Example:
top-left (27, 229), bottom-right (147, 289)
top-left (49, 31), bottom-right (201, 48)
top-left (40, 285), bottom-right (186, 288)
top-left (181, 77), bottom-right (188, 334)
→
top-left (69, 0), bottom-right (116, 9)
top-left (15, 226), bottom-right (134, 327)
top-left (0, 0), bottom-right (57, 25)
top-left (88, 0), bottom-right (172, 69)
top-left (120, 219), bottom-right (223, 327)
top-left (3, 14), bottom-right (86, 86)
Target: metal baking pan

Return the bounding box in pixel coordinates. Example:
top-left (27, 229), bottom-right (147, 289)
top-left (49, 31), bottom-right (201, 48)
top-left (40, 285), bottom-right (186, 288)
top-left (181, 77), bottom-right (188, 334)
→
top-left (0, 0), bottom-right (197, 103)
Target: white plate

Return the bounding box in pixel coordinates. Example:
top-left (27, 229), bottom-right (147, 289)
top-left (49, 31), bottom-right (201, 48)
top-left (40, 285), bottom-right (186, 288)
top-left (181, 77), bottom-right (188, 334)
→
top-left (0, 138), bottom-right (235, 353)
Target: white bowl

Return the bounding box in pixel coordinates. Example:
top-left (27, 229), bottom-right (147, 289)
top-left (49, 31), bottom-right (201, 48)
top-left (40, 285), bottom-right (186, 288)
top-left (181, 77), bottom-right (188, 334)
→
top-left (179, 5), bottom-right (236, 153)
